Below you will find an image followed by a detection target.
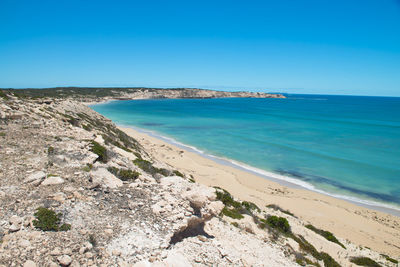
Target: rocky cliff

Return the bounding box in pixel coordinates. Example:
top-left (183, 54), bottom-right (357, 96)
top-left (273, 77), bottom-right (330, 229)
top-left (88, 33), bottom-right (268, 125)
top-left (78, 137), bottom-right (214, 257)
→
top-left (3, 87), bottom-right (286, 104)
top-left (0, 92), bottom-right (396, 267)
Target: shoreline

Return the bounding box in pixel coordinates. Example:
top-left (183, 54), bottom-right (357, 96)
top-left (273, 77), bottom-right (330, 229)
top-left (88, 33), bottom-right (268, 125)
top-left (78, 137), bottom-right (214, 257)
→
top-left (117, 124), bottom-right (400, 255)
top-left (124, 124), bottom-right (400, 217)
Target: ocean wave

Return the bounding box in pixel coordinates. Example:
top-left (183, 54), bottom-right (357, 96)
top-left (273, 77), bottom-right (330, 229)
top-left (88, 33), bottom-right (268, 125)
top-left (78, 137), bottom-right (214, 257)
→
top-left (121, 124), bottom-right (400, 215)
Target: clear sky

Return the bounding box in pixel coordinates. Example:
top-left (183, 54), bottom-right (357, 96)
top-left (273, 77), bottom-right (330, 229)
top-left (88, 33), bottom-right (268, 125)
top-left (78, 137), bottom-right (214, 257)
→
top-left (1, 0), bottom-right (400, 96)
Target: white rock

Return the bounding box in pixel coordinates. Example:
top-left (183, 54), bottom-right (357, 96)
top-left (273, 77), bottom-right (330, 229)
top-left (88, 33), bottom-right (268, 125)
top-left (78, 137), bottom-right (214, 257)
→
top-left (207, 201), bottom-right (224, 216)
top-left (23, 260), bottom-right (37, 267)
top-left (90, 168), bottom-right (123, 189)
top-left (41, 176), bottom-right (65, 186)
top-left (23, 171), bottom-right (46, 184)
top-left (57, 255), bottom-right (72, 266)
top-left (132, 260), bottom-right (152, 267)
top-left (9, 215), bottom-right (23, 225)
top-left (19, 239), bottom-right (31, 247)
top-left (9, 223), bottom-right (20, 232)
top-left (183, 185), bottom-right (216, 209)
top-left (163, 252), bottom-right (192, 267)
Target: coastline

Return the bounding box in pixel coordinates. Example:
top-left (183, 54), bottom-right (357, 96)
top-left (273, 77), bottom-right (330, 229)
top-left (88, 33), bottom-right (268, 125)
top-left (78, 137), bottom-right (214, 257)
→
top-left (124, 124), bottom-right (400, 217)
top-left (118, 124), bottom-right (400, 256)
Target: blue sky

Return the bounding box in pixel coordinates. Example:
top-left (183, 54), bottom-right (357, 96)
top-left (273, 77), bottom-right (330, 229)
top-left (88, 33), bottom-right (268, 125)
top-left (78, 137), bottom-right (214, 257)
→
top-left (1, 0), bottom-right (400, 96)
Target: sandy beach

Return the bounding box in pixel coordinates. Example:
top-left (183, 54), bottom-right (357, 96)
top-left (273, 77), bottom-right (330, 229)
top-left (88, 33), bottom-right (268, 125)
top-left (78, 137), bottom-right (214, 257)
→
top-left (120, 126), bottom-right (400, 256)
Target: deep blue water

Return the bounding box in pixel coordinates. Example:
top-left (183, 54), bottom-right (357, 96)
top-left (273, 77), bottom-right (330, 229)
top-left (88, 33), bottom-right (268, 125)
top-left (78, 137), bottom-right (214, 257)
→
top-left (91, 94), bottom-right (400, 210)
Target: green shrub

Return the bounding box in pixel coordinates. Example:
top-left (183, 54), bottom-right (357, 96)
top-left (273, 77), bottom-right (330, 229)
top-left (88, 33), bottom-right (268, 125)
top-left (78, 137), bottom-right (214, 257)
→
top-left (133, 158), bottom-right (169, 177)
top-left (90, 141), bottom-right (107, 163)
top-left (291, 235), bottom-right (341, 267)
top-left (108, 167), bottom-right (140, 181)
top-left (231, 222), bottom-right (239, 228)
top-left (242, 201), bottom-right (261, 213)
top-left (380, 254), bottom-right (398, 264)
top-left (33, 207), bottom-right (71, 232)
top-left (82, 164), bottom-right (92, 172)
top-left (0, 90), bottom-right (9, 99)
top-left (47, 146), bottom-right (55, 155)
top-left (0, 132), bottom-right (5, 137)
top-left (306, 224), bottom-right (346, 249)
top-left (266, 204), bottom-right (295, 217)
top-left (265, 216), bottom-right (291, 234)
top-left (215, 188), bottom-right (242, 209)
top-left (173, 170), bottom-right (184, 177)
top-left (82, 124), bottom-right (92, 131)
top-left (350, 257), bottom-right (381, 267)
top-left (221, 207), bottom-right (244, 219)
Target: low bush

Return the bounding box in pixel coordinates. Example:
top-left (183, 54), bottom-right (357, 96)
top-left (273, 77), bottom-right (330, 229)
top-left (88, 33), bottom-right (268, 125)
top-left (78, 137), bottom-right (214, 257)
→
top-left (242, 201), bottom-right (261, 213)
top-left (107, 166), bottom-right (140, 181)
top-left (133, 158), bottom-right (170, 177)
top-left (90, 141), bottom-right (107, 163)
top-left (0, 90), bottom-right (9, 99)
top-left (221, 207), bottom-right (244, 219)
top-left (264, 216), bottom-right (291, 234)
top-left (266, 204), bottom-right (295, 217)
top-left (291, 235), bottom-right (341, 267)
top-left (173, 170), bottom-right (184, 177)
top-left (306, 224), bottom-right (346, 249)
top-left (47, 146), bottom-right (55, 155)
top-left (380, 254), bottom-right (398, 264)
top-left (33, 207), bottom-right (71, 232)
top-left (350, 257), bottom-right (381, 267)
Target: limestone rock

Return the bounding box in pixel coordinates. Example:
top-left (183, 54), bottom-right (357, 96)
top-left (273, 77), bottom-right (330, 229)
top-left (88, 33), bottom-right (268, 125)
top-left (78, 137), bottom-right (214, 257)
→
top-left (23, 171), bottom-right (46, 184)
top-left (8, 223), bottom-right (20, 232)
top-left (57, 255), bottom-right (72, 266)
top-left (23, 260), bottom-right (37, 267)
top-left (90, 168), bottom-right (123, 188)
top-left (41, 176), bottom-right (65, 186)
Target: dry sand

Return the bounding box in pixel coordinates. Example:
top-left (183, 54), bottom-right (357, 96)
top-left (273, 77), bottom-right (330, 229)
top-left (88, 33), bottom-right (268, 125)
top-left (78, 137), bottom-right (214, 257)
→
top-left (121, 126), bottom-right (400, 256)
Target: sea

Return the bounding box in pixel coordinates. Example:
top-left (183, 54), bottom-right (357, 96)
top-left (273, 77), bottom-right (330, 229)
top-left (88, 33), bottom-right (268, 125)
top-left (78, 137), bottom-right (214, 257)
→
top-left (90, 94), bottom-right (400, 214)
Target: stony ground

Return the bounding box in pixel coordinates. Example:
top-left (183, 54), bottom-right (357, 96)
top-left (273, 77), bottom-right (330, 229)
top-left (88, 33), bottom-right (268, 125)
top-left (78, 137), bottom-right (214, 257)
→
top-left (0, 94), bottom-right (397, 267)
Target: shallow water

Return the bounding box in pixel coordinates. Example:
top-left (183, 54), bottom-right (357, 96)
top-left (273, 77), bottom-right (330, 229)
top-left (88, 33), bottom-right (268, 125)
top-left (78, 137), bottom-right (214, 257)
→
top-left (91, 94), bottom-right (400, 210)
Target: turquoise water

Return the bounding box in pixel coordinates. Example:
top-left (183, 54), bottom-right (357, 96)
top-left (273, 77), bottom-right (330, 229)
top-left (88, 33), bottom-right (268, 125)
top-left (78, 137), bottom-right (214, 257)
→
top-left (91, 94), bottom-right (400, 210)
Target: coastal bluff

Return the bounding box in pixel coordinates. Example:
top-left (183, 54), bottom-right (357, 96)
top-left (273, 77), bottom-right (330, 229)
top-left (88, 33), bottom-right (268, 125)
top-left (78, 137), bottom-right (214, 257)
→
top-left (0, 90), bottom-right (399, 266)
top-left (2, 87), bottom-right (286, 104)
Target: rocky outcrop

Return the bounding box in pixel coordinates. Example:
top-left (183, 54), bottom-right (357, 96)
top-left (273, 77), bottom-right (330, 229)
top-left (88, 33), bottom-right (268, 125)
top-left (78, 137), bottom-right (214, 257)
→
top-left (0, 93), bottom-right (395, 267)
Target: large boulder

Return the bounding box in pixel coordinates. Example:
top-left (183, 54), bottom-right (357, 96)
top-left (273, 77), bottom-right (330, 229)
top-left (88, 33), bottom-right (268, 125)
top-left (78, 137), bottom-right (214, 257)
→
top-left (90, 168), bottom-right (123, 189)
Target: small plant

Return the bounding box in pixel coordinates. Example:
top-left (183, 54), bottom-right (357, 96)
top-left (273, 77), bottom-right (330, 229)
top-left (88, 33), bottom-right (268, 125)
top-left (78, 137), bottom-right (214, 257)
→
top-left (221, 207), bottom-right (244, 219)
top-left (291, 235), bottom-right (341, 267)
top-left (0, 90), bottom-right (9, 100)
top-left (231, 222), bottom-right (239, 228)
top-left (350, 256), bottom-right (381, 267)
top-left (133, 158), bottom-right (170, 177)
top-left (47, 146), bottom-right (55, 155)
top-left (266, 204), bottom-right (295, 217)
top-left (173, 170), bottom-right (184, 177)
top-left (82, 164), bottom-right (92, 172)
top-left (0, 132), bottom-right (5, 137)
top-left (306, 224), bottom-right (346, 249)
top-left (380, 254), bottom-right (398, 264)
top-left (107, 166), bottom-right (140, 181)
top-left (33, 207), bottom-right (71, 232)
top-left (242, 201), bottom-right (261, 213)
top-left (90, 140), bottom-right (107, 163)
top-left (265, 216), bottom-right (291, 234)
top-left (82, 124), bottom-right (92, 131)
